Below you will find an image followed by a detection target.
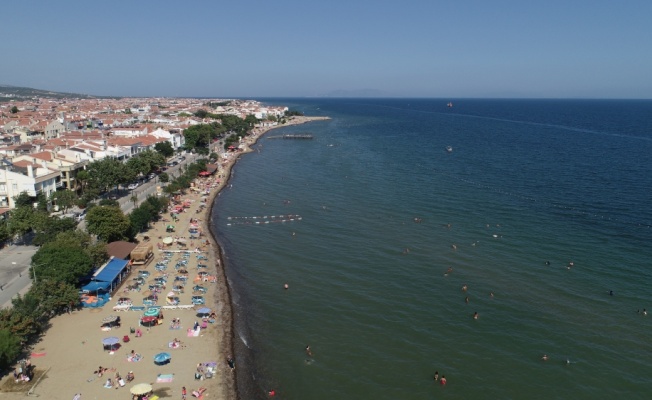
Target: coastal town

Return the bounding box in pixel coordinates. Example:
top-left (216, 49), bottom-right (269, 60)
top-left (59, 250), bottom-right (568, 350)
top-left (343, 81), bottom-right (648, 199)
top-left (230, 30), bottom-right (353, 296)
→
top-left (0, 92), bottom-right (327, 400)
top-left (0, 96), bottom-right (288, 212)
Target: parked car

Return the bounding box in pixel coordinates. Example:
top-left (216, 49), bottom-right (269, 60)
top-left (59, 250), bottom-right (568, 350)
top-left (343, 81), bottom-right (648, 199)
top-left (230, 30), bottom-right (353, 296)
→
top-left (127, 182), bottom-right (139, 190)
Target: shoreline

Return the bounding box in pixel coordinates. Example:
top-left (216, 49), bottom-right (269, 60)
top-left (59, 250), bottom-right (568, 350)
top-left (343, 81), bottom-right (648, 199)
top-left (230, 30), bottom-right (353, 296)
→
top-left (208, 115), bottom-right (330, 399)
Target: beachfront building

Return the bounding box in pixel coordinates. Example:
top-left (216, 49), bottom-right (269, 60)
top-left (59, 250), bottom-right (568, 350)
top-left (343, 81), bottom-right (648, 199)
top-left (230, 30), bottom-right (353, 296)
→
top-left (80, 257), bottom-right (131, 308)
top-left (0, 159), bottom-right (60, 208)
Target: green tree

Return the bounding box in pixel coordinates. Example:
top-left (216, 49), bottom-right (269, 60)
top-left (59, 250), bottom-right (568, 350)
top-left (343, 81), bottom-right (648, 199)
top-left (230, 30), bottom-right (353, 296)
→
top-left (158, 172), bottom-right (169, 183)
top-left (13, 192), bottom-right (34, 208)
top-left (155, 141), bottom-right (174, 158)
top-left (76, 170), bottom-right (90, 195)
top-left (0, 307), bottom-right (39, 346)
top-left (29, 280), bottom-right (80, 316)
top-left (0, 220), bottom-right (9, 243)
top-left (32, 216), bottom-right (78, 246)
top-left (8, 206), bottom-right (37, 239)
top-left (10, 106), bottom-right (18, 114)
top-left (85, 205), bottom-right (131, 242)
top-left (126, 156), bottom-right (148, 180)
top-left (87, 241), bottom-right (109, 268)
top-left (86, 157), bottom-right (127, 193)
top-left (31, 237), bottom-right (94, 285)
top-left (0, 329), bottom-right (21, 369)
top-left (194, 109), bottom-right (208, 119)
top-left (51, 189), bottom-right (77, 213)
top-left (129, 206), bottom-right (151, 234)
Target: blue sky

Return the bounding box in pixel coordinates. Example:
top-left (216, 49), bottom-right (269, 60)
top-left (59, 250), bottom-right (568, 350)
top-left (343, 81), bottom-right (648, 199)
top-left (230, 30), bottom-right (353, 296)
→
top-left (1, 1), bottom-right (650, 98)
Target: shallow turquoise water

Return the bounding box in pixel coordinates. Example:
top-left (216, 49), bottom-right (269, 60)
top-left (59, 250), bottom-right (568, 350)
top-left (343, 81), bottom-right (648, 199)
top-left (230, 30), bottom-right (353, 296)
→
top-left (213, 99), bottom-right (652, 399)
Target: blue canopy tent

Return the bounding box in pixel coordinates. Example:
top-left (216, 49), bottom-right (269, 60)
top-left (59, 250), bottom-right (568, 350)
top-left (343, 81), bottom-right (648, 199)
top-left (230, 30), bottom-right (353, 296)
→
top-left (80, 257), bottom-right (131, 308)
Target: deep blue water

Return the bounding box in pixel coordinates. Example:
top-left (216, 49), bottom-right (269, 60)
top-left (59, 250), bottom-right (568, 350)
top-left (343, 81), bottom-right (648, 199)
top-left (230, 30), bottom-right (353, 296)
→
top-left (211, 99), bottom-right (652, 399)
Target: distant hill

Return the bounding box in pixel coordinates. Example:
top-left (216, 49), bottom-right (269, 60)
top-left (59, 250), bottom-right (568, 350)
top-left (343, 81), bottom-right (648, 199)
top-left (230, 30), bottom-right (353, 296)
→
top-left (0, 84), bottom-right (116, 102)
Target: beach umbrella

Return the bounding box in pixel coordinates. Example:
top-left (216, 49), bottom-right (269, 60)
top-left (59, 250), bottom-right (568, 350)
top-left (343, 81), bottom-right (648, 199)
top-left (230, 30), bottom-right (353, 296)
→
top-left (154, 352), bottom-right (171, 365)
top-left (166, 291), bottom-right (176, 297)
top-left (102, 315), bottom-right (119, 323)
top-left (166, 225), bottom-right (175, 230)
top-left (102, 336), bottom-right (120, 345)
top-left (141, 316), bottom-right (158, 327)
top-left (196, 307), bottom-right (211, 316)
top-left (144, 308), bottom-right (160, 317)
top-left (130, 383), bottom-right (153, 395)
top-left (198, 271), bottom-right (208, 277)
top-left (162, 237), bottom-right (174, 245)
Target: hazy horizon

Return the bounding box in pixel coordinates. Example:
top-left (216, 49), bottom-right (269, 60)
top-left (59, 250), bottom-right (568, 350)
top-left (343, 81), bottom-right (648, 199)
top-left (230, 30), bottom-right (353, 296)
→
top-left (2, 1), bottom-right (651, 99)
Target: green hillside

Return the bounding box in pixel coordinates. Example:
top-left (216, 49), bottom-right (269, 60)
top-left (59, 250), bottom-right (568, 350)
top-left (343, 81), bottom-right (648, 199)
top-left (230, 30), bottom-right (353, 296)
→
top-left (0, 84), bottom-right (116, 102)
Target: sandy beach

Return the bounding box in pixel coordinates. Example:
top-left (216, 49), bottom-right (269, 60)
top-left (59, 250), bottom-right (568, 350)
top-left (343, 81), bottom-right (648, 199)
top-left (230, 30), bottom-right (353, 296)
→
top-left (0, 116), bottom-right (328, 400)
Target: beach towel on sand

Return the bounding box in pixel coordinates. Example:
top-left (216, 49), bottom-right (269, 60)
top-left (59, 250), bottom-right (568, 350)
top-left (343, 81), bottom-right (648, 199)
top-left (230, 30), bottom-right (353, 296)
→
top-left (156, 373), bottom-right (174, 383)
top-left (31, 352), bottom-right (47, 357)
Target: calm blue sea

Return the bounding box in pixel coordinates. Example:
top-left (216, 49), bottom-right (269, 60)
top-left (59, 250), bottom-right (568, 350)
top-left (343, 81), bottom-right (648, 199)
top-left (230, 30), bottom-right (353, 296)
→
top-left (211, 99), bottom-right (652, 399)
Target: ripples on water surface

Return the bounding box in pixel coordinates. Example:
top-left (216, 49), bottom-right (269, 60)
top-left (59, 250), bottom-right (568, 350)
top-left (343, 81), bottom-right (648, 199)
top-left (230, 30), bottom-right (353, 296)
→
top-left (213, 99), bottom-right (652, 399)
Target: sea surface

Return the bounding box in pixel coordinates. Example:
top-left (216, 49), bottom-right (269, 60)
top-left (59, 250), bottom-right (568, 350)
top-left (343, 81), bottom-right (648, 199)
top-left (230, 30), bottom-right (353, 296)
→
top-left (211, 99), bottom-right (652, 399)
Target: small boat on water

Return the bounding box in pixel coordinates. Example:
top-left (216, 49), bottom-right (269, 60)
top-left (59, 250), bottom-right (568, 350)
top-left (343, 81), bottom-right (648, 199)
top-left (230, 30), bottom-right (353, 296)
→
top-left (447, 102), bottom-right (453, 108)
top-left (446, 146), bottom-right (453, 153)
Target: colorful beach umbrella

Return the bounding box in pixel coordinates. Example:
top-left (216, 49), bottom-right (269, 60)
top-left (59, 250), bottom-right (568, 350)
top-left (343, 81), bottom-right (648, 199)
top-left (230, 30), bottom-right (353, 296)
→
top-left (144, 308), bottom-right (160, 317)
top-left (162, 237), bottom-right (174, 244)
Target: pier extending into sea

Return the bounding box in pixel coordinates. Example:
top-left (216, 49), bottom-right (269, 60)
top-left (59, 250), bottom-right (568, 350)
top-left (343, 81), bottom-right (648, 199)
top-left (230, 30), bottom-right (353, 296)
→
top-left (266, 134), bottom-right (313, 139)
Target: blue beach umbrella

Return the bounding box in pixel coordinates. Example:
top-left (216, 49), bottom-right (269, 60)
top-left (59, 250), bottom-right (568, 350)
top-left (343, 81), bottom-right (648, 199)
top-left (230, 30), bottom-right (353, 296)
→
top-left (102, 336), bottom-right (120, 345)
top-left (196, 307), bottom-right (211, 316)
top-left (102, 336), bottom-right (121, 351)
top-left (154, 352), bottom-right (171, 365)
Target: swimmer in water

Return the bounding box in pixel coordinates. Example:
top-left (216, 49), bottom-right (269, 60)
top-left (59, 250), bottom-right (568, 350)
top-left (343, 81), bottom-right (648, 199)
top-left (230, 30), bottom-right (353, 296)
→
top-left (465, 296), bottom-right (469, 304)
top-left (462, 284), bottom-right (468, 292)
top-left (305, 345), bottom-right (312, 357)
top-left (284, 283), bottom-right (289, 290)
top-left (542, 354), bottom-right (549, 361)
top-left (473, 312), bottom-right (479, 320)
top-left (490, 292), bottom-right (494, 298)
top-left (545, 260), bottom-right (550, 266)
top-left (402, 248), bottom-right (410, 255)
top-left (433, 371), bottom-right (439, 381)
top-left (451, 244), bottom-right (457, 250)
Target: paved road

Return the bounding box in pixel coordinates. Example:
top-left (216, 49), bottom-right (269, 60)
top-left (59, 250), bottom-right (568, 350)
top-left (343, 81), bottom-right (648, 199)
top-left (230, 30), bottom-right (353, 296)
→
top-left (0, 244), bottom-right (38, 308)
top-left (1, 153), bottom-right (200, 308)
